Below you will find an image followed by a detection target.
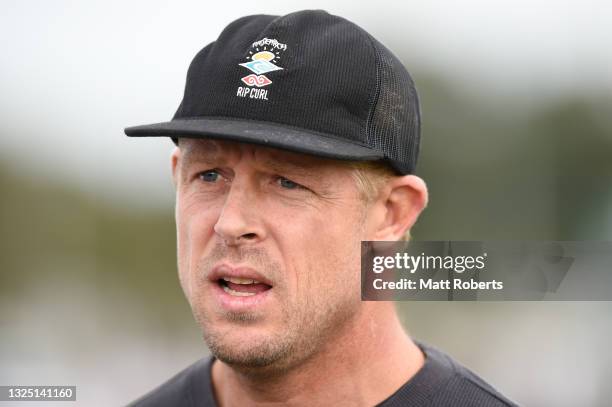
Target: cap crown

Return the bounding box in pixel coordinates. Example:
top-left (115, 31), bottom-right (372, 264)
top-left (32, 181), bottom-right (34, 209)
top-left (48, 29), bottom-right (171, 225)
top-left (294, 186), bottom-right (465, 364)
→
top-left (174, 10), bottom-right (420, 174)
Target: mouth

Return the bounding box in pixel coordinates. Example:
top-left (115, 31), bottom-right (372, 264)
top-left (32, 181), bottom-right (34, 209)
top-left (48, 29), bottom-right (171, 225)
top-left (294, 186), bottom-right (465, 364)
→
top-left (209, 264), bottom-right (275, 309)
top-left (218, 276), bottom-right (273, 297)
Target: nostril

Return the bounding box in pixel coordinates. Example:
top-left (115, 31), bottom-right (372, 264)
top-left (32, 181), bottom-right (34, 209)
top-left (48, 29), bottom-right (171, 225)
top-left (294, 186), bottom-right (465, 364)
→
top-left (242, 233), bottom-right (257, 240)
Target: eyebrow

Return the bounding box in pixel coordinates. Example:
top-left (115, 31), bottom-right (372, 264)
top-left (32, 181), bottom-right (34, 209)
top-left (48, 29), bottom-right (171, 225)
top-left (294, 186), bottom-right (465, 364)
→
top-left (264, 154), bottom-right (338, 194)
top-left (179, 141), bottom-right (333, 187)
top-left (264, 156), bottom-right (320, 179)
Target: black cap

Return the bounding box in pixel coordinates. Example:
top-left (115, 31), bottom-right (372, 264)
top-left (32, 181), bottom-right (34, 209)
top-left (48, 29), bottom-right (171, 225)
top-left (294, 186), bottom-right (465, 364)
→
top-left (124, 10), bottom-right (421, 174)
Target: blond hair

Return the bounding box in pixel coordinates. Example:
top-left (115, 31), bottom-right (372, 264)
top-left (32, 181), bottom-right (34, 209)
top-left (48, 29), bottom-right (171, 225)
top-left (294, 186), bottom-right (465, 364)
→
top-left (348, 160), bottom-right (412, 242)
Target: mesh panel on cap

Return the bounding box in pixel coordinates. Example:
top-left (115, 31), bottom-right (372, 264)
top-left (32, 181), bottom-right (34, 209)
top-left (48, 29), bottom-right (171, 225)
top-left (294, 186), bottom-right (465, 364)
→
top-left (366, 39), bottom-right (421, 175)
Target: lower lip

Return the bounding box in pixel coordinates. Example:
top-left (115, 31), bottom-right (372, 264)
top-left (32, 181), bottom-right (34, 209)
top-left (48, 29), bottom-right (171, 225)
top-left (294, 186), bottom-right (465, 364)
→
top-left (211, 281), bottom-right (273, 311)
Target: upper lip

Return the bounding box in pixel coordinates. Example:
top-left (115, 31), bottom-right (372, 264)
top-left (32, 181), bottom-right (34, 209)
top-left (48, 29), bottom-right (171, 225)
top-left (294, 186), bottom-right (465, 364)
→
top-left (209, 264), bottom-right (274, 287)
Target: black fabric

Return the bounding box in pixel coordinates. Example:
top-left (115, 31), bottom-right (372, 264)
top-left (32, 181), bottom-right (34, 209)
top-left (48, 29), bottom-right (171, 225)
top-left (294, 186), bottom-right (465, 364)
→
top-left (123, 118), bottom-right (384, 162)
top-left (128, 342), bottom-right (519, 407)
top-left (124, 10), bottom-right (421, 174)
top-left (366, 38), bottom-right (421, 175)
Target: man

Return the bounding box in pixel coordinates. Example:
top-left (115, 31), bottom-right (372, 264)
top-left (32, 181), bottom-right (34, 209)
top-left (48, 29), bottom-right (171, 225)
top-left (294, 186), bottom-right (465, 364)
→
top-left (125, 10), bottom-right (517, 407)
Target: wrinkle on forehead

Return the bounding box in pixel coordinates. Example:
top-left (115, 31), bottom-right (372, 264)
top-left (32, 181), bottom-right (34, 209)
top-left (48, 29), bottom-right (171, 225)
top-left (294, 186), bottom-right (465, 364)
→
top-left (179, 138), bottom-right (221, 168)
top-left (179, 138), bottom-right (340, 178)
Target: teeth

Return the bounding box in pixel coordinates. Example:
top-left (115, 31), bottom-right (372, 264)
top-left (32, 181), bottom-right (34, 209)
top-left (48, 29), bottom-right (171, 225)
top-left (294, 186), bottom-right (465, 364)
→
top-left (223, 285), bottom-right (256, 297)
top-left (224, 277), bottom-right (260, 285)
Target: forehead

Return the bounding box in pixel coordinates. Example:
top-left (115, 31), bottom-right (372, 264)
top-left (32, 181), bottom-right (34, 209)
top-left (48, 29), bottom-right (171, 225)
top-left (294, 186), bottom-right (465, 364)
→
top-left (179, 138), bottom-right (349, 172)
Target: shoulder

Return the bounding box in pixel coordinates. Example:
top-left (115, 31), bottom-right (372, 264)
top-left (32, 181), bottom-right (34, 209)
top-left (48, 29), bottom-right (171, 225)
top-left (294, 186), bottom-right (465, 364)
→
top-left (128, 357), bottom-right (215, 407)
top-left (380, 342), bottom-right (519, 407)
top-left (431, 357), bottom-right (519, 407)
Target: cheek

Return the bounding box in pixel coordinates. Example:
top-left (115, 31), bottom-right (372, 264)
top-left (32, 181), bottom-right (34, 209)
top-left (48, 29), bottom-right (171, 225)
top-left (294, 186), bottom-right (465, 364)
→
top-left (176, 195), bottom-right (220, 297)
top-left (280, 206), bottom-right (364, 299)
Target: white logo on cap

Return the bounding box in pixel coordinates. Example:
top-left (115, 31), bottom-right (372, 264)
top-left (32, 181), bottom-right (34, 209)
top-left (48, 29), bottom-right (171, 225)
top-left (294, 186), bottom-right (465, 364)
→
top-left (236, 39), bottom-right (287, 101)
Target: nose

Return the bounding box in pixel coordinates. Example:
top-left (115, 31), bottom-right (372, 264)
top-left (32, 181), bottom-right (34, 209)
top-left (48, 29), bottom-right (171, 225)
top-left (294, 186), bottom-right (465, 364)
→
top-left (213, 181), bottom-right (264, 246)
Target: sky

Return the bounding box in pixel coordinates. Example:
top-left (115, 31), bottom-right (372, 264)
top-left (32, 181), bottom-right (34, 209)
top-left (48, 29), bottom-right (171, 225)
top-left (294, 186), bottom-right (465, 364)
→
top-left (1, 0), bottom-right (610, 207)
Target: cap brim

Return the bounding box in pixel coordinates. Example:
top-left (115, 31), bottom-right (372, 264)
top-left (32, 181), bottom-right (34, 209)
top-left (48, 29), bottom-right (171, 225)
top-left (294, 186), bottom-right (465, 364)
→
top-left (124, 118), bottom-right (384, 162)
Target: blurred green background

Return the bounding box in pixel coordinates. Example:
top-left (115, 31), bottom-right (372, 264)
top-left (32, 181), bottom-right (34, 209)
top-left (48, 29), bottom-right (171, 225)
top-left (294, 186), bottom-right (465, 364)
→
top-left (1, 1), bottom-right (611, 406)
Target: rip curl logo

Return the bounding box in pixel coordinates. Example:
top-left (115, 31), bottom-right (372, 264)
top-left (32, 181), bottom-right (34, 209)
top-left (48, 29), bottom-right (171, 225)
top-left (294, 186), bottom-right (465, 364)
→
top-left (236, 39), bottom-right (287, 101)
top-left (241, 74), bottom-right (272, 87)
top-left (240, 59), bottom-right (283, 76)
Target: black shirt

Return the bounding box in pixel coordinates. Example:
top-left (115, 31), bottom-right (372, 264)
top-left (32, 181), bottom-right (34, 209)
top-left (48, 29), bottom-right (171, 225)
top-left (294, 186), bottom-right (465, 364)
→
top-left (129, 342), bottom-right (519, 406)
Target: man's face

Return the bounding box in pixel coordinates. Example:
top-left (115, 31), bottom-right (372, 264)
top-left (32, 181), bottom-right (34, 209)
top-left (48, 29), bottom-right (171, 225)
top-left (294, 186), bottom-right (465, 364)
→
top-left (173, 138), bottom-right (371, 370)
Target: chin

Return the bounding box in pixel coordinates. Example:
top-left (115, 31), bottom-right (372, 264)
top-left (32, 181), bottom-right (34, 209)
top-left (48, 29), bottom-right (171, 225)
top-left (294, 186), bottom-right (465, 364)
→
top-left (202, 322), bottom-right (301, 371)
top-left (209, 334), bottom-right (291, 368)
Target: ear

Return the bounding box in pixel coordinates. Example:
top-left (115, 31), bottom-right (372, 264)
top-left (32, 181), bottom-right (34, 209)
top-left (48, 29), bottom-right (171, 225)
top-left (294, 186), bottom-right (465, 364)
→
top-left (371, 175), bottom-right (428, 241)
top-left (171, 146), bottom-right (180, 188)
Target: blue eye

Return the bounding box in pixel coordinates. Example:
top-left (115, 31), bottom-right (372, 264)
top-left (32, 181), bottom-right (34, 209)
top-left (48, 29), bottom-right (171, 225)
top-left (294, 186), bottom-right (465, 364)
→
top-left (199, 170), bottom-right (220, 182)
top-left (278, 177), bottom-right (301, 189)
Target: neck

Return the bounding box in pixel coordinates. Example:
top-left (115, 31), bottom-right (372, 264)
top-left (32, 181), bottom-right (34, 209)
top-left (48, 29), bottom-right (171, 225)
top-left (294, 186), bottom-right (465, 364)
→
top-left (211, 303), bottom-right (424, 407)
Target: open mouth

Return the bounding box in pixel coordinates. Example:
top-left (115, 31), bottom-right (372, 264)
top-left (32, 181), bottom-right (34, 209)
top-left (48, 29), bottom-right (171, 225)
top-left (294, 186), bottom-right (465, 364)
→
top-left (218, 277), bottom-right (273, 297)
